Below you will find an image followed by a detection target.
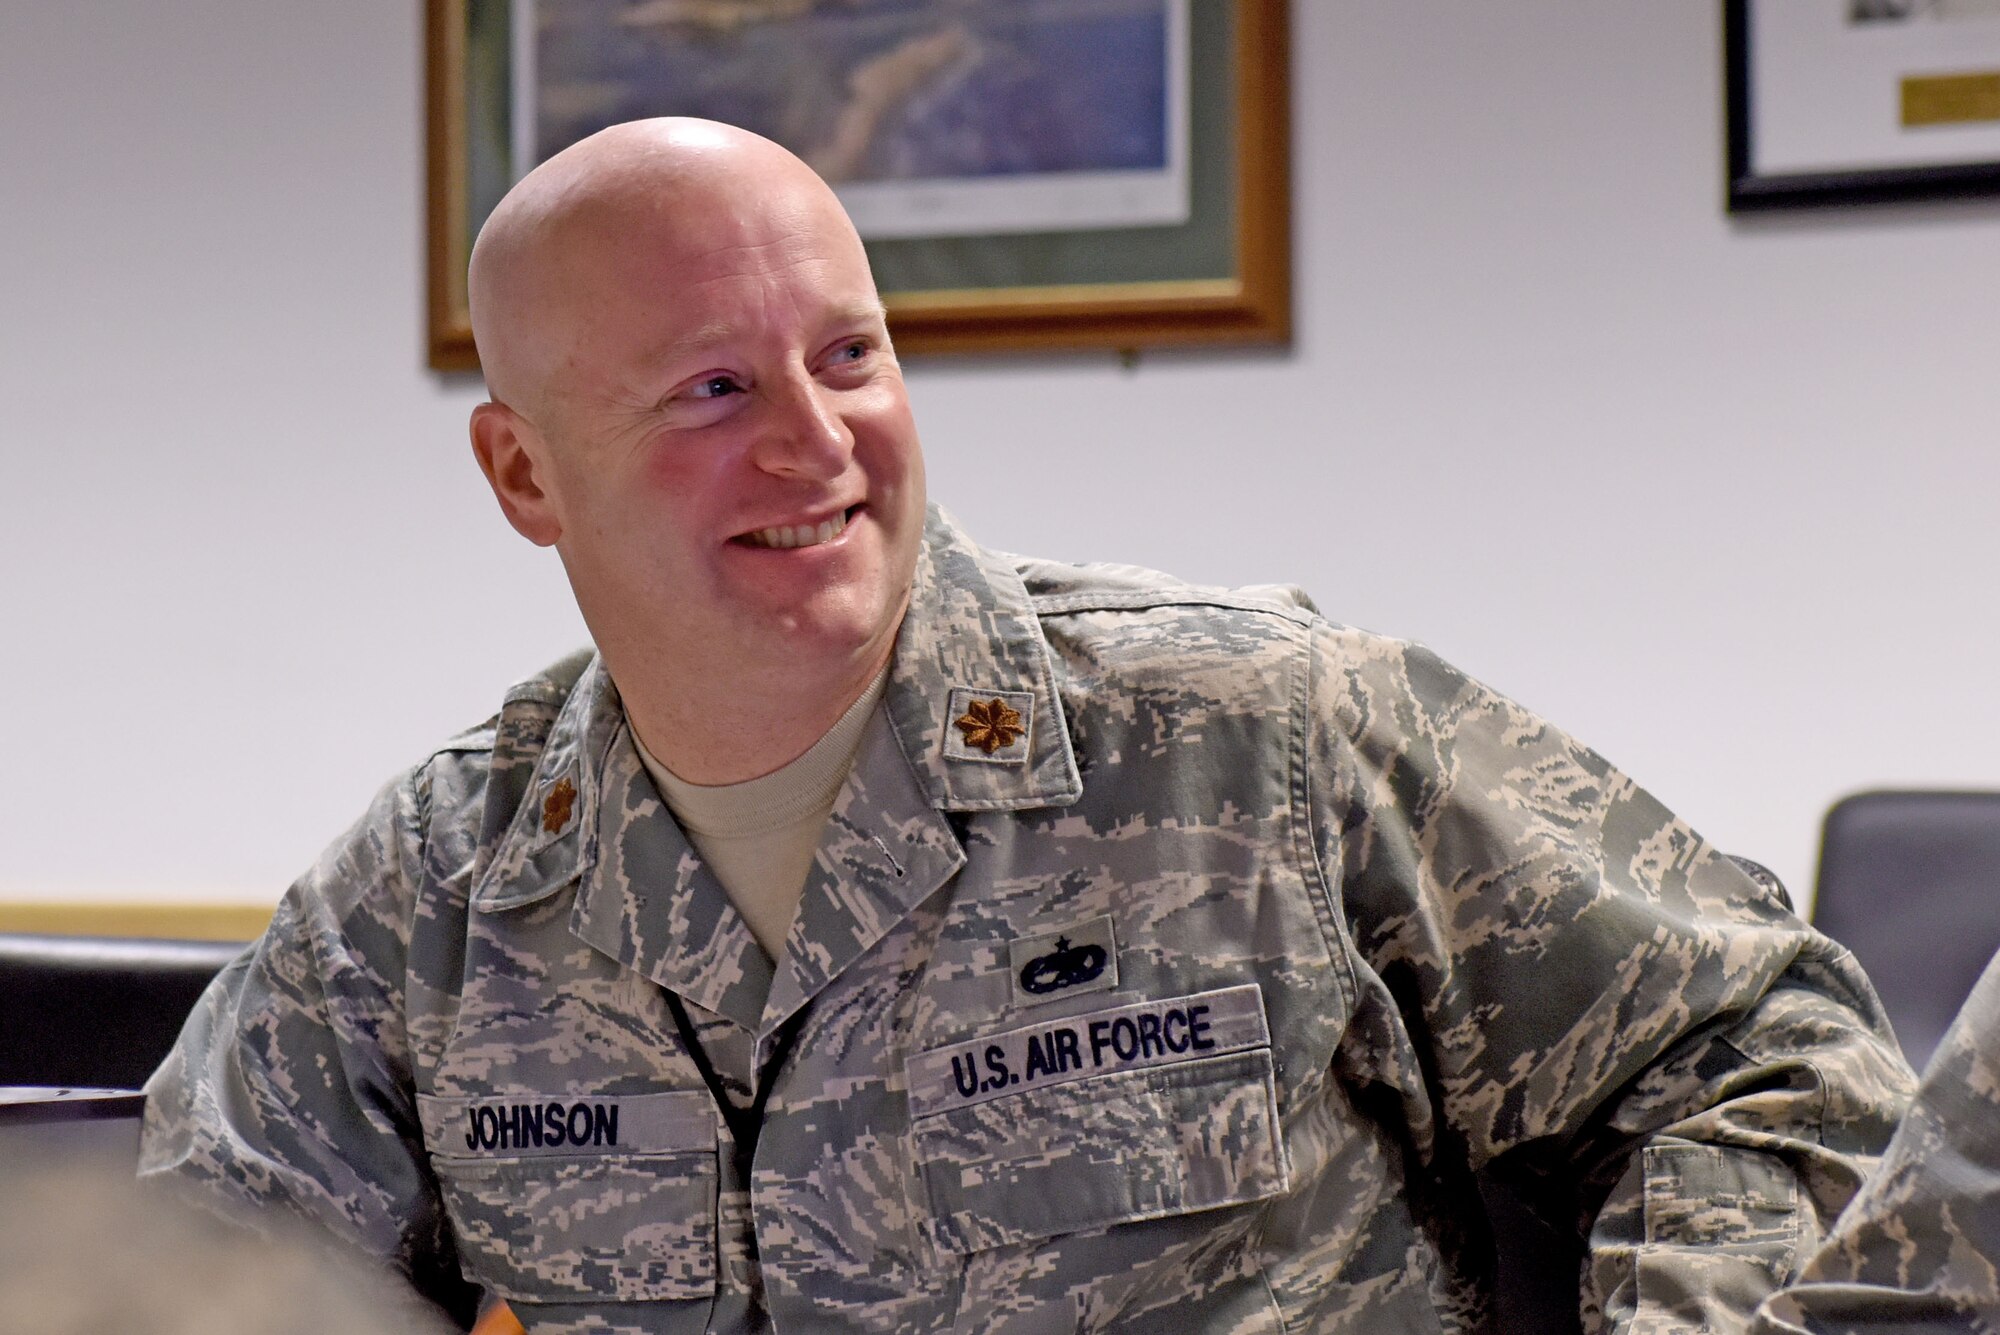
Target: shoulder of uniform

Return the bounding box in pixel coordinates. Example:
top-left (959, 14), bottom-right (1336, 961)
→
top-left (1011, 553), bottom-right (1323, 626)
top-left (428, 717), bottom-right (498, 758)
top-left (500, 645), bottom-right (598, 707)
top-left (421, 647), bottom-right (597, 758)
top-left (309, 652), bottom-right (594, 922)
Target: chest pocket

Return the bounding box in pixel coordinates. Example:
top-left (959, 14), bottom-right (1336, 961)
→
top-left (908, 986), bottom-right (1290, 1256)
top-left (417, 1090), bottom-right (719, 1303)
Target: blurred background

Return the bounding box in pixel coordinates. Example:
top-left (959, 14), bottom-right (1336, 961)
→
top-left (3, 1), bottom-right (1995, 916)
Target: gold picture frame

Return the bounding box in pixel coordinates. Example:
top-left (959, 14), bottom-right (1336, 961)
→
top-left (425, 0), bottom-right (1290, 369)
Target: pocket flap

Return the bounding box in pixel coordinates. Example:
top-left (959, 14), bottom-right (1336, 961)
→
top-left (911, 1048), bottom-right (1288, 1256)
top-left (420, 1091), bottom-right (719, 1303)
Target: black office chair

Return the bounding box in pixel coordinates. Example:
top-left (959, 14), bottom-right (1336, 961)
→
top-left (0, 933), bottom-right (246, 1089)
top-left (1811, 790), bottom-right (2000, 1071)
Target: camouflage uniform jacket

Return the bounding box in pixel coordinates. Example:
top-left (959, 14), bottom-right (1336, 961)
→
top-left (142, 507), bottom-right (1913, 1334)
top-left (1755, 944), bottom-right (2000, 1334)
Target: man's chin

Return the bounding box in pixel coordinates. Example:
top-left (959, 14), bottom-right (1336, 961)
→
top-left (750, 600), bottom-right (905, 675)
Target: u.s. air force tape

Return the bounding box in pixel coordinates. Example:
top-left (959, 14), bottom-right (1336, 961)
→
top-left (906, 984), bottom-right (1268, 1119)
top-left (416, 1089), bottom-right (716, 1158)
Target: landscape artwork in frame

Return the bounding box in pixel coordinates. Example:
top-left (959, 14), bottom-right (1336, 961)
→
top-left (1727, 0), bottom-right (2000, 209)
top-left (426, 0), bottom-right (1290, 369)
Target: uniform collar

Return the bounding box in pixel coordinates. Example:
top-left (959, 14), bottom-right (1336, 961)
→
top-left (469, 660), bottom-right (774, 1028)
top-left (468, 504), bottom-right (1081, 1028)
top-left (881, 504), bottom-right (1082, 812)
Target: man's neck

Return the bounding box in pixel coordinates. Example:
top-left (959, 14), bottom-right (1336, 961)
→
top-left (614, 638), bottom-right (898, 786)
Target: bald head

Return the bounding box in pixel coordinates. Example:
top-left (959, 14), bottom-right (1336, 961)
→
top-left (468, 118), bottom-right (870, 419)
top-left (461, 117), bottom-right (925, 786)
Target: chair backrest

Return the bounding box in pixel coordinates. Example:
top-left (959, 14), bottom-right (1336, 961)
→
top-left (0, 934), bottom-right (247, 1089)
top-left (1812, 790), bottom-right (2000, 1070)
top-left (0, 1089), bottom-right (147, 1166)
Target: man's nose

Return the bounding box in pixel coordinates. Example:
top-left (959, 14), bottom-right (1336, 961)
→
top-left (754, 370), bottom-right (852, 479)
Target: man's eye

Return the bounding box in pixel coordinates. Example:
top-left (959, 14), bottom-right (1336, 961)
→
top-left (831, 341), bottom-right (869, 365)
top-left (687, 375), bottom-right (742, 400)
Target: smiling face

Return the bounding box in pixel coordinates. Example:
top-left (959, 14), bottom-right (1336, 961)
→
top-left (469, 123), bottom-right (926, 712)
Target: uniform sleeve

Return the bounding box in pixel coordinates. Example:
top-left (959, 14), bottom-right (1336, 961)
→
top-left (139, 769), bottom-right (479, 1326)
top-left (1307, 627), bottom-right (1916, 1334)
top-left (1752, 946), bottom-right (2000, 1334)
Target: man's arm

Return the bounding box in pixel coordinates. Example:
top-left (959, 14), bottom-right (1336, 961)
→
top-left (140, 768), bottom-right (479, 1326)
top-left (1754, 944), bottom-right (2000, 1333)
top-left (1307, 626), bottom-right (1915, 1333)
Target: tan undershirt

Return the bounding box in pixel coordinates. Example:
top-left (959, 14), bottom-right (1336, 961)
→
top-left (633, 666), bottom-right (889, 960)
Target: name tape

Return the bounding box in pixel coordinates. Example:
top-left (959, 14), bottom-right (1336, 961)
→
top-left (417, 1089), bottom-right (715, 1158)
top-left (906, 984), bottom-right (1268, 1119)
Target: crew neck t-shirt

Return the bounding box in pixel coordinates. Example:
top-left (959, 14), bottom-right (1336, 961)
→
top-left (633, 667), bottom-right (890, 960)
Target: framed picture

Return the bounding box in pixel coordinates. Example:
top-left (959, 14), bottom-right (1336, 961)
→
top-left (1726, 0), bottom-right (2000, 211)
top-left (426, 0), bottom-right (1290, 371)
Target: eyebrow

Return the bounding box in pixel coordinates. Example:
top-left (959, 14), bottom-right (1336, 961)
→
top-left (642, 299), bottom-right (892, 368)
top-left (645, 319), bottom-right (738, 366)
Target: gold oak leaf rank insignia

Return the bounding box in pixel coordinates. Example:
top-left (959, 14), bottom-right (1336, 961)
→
top-left (542, 777), bottom-right (577, 833)
top-left (954, 697), bottom-right (1025, 754)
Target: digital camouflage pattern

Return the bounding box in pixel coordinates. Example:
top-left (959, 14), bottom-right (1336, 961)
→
top-left (1754, 946), bottom-right (2000, 1334)
top-left (142, 507), bottom-right (1915, 1334)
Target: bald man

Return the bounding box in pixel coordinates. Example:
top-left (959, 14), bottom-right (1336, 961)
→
top-left (142, 120), bottom-right (1913, 1335)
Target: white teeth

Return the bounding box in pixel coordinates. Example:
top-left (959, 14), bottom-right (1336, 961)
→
top-left (748, 510), bottom-right (848, 550)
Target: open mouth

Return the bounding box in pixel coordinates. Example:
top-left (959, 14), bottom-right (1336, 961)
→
top-left (738, 505), bottom-right (860, 550)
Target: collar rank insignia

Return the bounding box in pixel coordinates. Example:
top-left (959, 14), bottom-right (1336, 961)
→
top-left (541, 777), bottom-right (577, 834)
top-left (955, 698), bottom-right (1024, 753)
top-left (945, 686), bottom-right (1034, 764)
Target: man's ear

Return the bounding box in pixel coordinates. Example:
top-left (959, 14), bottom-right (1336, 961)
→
top-left (470, 401), bottom-right (563, 547)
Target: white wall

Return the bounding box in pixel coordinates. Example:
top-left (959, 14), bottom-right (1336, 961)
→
top-left (4, 2), bottom-right (1995, 909)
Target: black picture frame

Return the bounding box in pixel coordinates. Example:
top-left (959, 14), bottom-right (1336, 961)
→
top-left (1726, 0), bottom-right (2000, 212)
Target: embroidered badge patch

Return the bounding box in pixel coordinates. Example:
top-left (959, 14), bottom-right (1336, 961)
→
top-left (944, 687), bottom-right (1033, 764)
top-left (1008, 916), bottom-right (1118, 1006)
